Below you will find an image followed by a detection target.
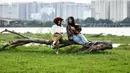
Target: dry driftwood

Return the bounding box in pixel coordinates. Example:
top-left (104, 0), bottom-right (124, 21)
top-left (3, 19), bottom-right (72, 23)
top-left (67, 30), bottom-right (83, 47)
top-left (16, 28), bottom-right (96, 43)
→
top-left (0, 29), bottom-right (113, 52)
top-left (0, 29), bottom-right (29, 39)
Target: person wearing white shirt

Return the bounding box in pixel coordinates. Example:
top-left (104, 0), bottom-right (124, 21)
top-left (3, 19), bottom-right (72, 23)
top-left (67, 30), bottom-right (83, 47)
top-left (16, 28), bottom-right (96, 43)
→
top-left (51, 24), bottom-right (64, 34)
top-left (51, 17), bottom-right (64, 54)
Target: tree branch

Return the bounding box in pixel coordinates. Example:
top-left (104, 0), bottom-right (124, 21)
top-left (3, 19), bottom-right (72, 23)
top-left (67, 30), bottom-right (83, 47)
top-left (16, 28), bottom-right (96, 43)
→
top-left (0, 29), bottom-right (113, 52)
top-left (0, 29), bottom-right (29, 39)
top-left (1, 39), bottom-right (112, 52)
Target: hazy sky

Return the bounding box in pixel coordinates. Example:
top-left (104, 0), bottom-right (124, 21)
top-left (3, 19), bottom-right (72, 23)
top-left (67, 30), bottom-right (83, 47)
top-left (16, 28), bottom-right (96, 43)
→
top-left (0, 0), bottom-right (91, 4)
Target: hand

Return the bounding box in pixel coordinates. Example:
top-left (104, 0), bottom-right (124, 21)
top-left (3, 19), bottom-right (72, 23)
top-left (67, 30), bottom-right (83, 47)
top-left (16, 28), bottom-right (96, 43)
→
top-left (69, 37), bottom-right (73, 41)
top-left (71, 27), bottom-right (75, 30)
top-left (75, 31), bottom-right (80, 34)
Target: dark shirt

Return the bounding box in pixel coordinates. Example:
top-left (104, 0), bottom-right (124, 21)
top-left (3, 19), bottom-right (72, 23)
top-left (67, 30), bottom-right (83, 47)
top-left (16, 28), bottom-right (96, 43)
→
top-left (66, 25), bottom-right (82, 41)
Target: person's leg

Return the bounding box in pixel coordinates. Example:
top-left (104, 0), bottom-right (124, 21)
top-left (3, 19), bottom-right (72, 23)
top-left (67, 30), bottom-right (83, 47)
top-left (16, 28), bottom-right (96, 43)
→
top-left (55, 41), bottom-right (60, 54)
top-left (52, 35), bottom-right (57, 45)
top-left (54, 34), bottom-right (62, 43)
top-left (72, 35), bottom-right (84, 44)
top-left (52, 34), bottom-right (62, 45)
top-left (77, 34), bottom-right (89, 44)
top-left (55, 34), bottom-right (62, 54)
top-left (52, 34), bottom-right (62, 54)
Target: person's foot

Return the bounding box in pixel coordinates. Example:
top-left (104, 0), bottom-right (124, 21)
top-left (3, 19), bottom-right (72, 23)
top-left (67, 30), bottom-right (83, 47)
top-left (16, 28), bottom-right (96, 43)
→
top-left (56, 51), bottom-right (59, 54)
top-left (50, 43), bottom-right (56, 49)
top-left (84, 42), bottom-right (91, 47)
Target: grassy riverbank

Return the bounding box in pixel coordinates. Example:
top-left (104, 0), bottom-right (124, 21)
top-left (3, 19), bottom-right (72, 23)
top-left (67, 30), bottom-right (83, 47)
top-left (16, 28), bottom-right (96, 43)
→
top-left (0, 33), bottom-right (130, 73)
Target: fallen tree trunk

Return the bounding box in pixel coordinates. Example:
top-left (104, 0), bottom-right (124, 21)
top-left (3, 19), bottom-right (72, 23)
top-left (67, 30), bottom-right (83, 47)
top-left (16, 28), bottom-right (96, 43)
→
top-left (0, 29), bottom-right (113, 52)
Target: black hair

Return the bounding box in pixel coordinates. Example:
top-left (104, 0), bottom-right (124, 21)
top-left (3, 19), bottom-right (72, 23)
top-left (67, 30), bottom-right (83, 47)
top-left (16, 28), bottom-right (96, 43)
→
top-left (67, 16), bottom-right (75, 26)
top-left (55, 20), bottom-right (62, 26)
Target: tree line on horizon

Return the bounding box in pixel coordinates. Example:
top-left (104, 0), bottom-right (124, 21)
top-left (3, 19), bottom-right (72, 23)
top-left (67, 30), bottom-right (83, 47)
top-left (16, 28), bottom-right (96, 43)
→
top-left (0, 17), bottom-right (130, 27)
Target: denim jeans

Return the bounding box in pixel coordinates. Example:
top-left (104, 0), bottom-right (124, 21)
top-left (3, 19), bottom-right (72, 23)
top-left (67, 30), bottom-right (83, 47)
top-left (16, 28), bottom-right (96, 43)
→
top-left (72, 34), bottom-right (88, 45)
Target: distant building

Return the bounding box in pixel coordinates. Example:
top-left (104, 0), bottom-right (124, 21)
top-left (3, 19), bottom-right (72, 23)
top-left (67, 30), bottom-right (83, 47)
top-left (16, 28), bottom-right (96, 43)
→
top-left (31, 13), bottom-right (41, 20)
top-left (91, 0), bottom-right (110, 20)
top-left (110, 0), bottom-right (128, 21)
top-left (83, 5), bottom-right (91, 19)
top-left (40, 4), bottom-right (55, 21)
top-left (91, 0), bottom-right (129, 21)
top-left (0, 4), bottom-right (2, 17)
top-left (0, 2), bottom-right (90, 21)
top-left (0, 3), bottom-right (19, 19)
top-left (53, 2), bottom-right (90, 20)
top-left (18, 3), bottom-right (27, 20)
top-left (127, 1), bottom-right (130, 18)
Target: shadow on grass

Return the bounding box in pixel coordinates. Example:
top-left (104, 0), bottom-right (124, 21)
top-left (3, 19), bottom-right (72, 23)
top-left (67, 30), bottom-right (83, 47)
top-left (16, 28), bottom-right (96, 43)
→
top-left (61, 49), bottom-right (114, 55)
top-left (0, 47), bottom-right (55, 54)
top-left (0, 46), bottom-right (114, 55)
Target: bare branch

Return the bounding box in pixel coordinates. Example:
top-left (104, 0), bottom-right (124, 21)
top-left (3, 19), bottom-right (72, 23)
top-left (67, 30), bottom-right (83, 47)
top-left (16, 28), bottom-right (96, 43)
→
top-left (0, 29), bottom-right (29, 39)
top-left (0, 29), bottom-right (113, 52)
top-left (1, 39), bottom-right (112, 52)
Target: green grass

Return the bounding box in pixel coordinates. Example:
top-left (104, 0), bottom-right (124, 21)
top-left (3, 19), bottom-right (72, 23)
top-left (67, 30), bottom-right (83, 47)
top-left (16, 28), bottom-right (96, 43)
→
top-left (0, 33), bottom-right (130, 73)
top-left (1, 33), bottom-right (130, 44)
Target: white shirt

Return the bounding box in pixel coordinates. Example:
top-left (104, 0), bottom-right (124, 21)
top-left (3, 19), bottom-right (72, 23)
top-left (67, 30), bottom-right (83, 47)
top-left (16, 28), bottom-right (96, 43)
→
top-left (51, 25), bottom-right (64, 34)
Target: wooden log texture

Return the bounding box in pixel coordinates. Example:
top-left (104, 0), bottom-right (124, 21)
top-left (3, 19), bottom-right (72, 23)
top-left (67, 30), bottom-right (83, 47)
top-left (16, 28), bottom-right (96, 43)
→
top-left (0, 29), bottom-right (113, 52)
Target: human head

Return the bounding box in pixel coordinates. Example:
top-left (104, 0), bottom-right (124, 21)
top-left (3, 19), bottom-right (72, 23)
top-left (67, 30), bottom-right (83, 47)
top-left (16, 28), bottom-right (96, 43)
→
top-left (67, 16), bottom-right (75, 26)
top-left (53, 17), bottom-right (63, 25)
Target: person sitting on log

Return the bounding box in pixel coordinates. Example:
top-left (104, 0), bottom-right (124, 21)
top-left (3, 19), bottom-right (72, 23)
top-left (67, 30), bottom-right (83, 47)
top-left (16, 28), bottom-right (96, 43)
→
top-left (66, 16), bottom-right (90, 47)
top-left (51, 17), bottom-right (64, 54)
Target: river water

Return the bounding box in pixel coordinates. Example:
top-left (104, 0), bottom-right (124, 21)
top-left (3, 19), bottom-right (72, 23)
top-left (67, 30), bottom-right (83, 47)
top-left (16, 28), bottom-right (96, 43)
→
top-left (0, 27), bottom-right (130, 36)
